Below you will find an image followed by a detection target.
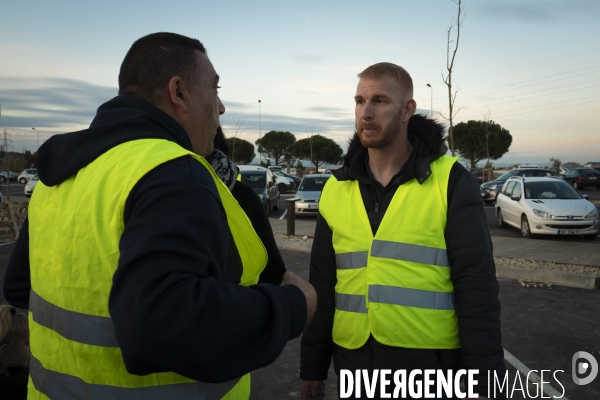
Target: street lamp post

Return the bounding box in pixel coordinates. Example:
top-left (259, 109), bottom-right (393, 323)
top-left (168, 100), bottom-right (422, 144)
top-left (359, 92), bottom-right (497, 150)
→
top-left (426, 84), bottom-right (432, 118)
top-left (258, 99), bottom-right (262, 166)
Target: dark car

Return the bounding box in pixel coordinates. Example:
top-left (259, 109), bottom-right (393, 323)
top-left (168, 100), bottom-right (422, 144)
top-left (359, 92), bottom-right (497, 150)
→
top-left (239, 169), bottom-right (280, 215)
top-left (562, 168), bottom-right (600, 190)
top-left (582, 161), bottom-right (600, 173)
top-left (469, 168), bottom-right (485, 183)
top-left (480, 168), bottom-right (559, 204)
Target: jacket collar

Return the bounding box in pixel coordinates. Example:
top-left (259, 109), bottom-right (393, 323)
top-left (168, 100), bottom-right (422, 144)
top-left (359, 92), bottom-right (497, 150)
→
top-left (333, 114), bottom-right (448, 186)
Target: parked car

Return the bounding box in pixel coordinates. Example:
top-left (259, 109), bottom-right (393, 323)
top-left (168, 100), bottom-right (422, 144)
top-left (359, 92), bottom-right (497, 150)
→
top-left (18, 169), bottom-right (37, 184)
top-left (272, 169), bottom-right (301, 187)
top-left (238, 165), bottom-right (295, 193)
top-left (238, 169), bottom-right (280, 215)
top-left (293, 174), bottom-right (331, 216)
top-left (267, 166), bottom-right (283, 172)
top-left (495, 176), bottom-right (598, 239)
top-left (469, 168), bottom-right (485, 183)
top-left (480, 168), bottom-right (559, 204)
top-left (561, 168), bottom-right (599, 190)
top-left (582, 161), bottom-right (600, 173)
top-left (517, 164), bottom-right (539, 169)
top-left (24, 176), bottom-right (39, 196)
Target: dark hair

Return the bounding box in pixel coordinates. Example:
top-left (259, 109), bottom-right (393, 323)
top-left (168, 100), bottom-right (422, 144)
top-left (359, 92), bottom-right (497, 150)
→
top-left (213, 126), bottom-right (230, 156)
top-left (118, 32), bottom-right (206, 105)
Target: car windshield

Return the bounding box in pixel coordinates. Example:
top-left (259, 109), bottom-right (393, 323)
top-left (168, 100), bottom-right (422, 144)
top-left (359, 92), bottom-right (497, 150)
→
top-left (524, 181), bottom-right (581, 200)
top-left (497, 170), bottom-right (519, 180)
top-left (272, 170), bottom-right (284, 176)
top-left (580, 169), bottom-right (598, 174)
top-left (299, 177), bottom-right (327, 192)
top-left (241, 173), bottom-right (266, 189)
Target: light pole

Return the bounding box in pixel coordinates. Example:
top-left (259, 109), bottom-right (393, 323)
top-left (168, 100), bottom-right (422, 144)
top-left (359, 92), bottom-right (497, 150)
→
top-left (32, 127), bottom-right (39, 150)
top-left (426, 84), bottom-right (432, 118)
top-left (258, 99), bottom-right (262, 166)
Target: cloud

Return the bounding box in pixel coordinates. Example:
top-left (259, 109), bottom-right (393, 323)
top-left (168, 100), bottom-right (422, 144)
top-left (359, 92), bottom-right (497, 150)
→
top-left (0, 76), bottom-right (117, 129)
top-left (473, 0), bottom-right (600, 24)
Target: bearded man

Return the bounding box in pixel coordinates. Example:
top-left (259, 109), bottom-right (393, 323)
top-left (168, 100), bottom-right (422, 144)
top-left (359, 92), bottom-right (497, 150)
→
top-left (299, 63), bottom-right (504, 399)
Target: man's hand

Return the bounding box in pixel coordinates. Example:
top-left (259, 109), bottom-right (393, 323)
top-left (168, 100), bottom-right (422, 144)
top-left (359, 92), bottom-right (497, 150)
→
top-left (301, 380), bottom-right (325, 400)
top-left (283, 271), bottom-right (317, 329)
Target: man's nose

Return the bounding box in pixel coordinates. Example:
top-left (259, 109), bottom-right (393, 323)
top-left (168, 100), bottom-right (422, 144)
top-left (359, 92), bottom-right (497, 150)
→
top-left (358, 103), bottom-right (373, 120)
top-left (218, 97), bottom-right (225, 115)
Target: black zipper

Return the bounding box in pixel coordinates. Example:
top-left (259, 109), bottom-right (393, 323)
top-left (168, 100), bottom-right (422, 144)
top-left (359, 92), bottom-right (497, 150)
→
top-left (374, 201), bottom-right (379, 229)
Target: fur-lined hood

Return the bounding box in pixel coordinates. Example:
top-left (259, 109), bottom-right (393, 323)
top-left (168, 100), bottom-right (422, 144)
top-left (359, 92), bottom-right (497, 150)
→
top-left (335, 114), bottom-right (449, 185)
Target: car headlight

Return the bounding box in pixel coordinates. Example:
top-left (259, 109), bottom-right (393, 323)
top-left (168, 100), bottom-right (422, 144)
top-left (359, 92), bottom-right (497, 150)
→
top-left (532, 209), bottom-right (554, 219)
top-left (585, 208), bottom-right (599, 219)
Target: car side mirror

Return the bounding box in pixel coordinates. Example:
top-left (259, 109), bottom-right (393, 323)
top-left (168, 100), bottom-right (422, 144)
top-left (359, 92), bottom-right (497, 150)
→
top-left (511, 195), bottom-right (520, 201)
top-left (582, 194), bottom-right (589, 200)
top-left (268, 181), bottom-right (274, 188)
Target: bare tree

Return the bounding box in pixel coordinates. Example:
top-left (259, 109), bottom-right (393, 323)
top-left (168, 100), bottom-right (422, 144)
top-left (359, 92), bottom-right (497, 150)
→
top-left (439, 0), bottom-right (464, 156)
top-left (477, 107), bottom-right (493, 181)
top-left (229, 118), bottom-right (245, 163)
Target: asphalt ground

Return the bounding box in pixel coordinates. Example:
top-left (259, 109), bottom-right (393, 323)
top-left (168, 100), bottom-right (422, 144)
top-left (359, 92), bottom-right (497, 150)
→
top-left (2, 244), bottom-right (599, 399)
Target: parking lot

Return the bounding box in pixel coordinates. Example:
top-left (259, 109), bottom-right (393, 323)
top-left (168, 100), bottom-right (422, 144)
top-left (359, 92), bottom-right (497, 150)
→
top-left (2, 178), bottom-right (599, 398)
top-left (272, 189), bottom-right (600, 243)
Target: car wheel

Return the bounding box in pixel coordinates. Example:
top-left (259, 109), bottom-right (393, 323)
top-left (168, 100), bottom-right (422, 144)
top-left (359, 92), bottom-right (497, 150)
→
top-left (273, 195), bottom-right (280, 211)
top-left (497, 209), bottom-right (507, 228)
top-left (19, 178), bottom-right (27, 184)
top-left (264, 200), bottom-right (270, 215)
top-left (278, 183), bottom-right (287, 194)
top-left (521, 215), bottom-right (534, 239)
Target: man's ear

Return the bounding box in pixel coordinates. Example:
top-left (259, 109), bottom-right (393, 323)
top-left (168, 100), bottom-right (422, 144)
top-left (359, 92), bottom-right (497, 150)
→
top-left (402, 99), bottom-right (417, 122)
top-left (167, 76), bottom-right (189, 114)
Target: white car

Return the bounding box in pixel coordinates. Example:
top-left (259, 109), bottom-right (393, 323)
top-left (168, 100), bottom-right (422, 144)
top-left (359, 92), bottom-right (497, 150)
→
top-left (25, 176), bottom-right (39, 196)
top-left (293, 174), bottom-right (331, 217)
top-left (237, 165), bottom-right (295, 193)
top-left (495, 176), bottom-right (599, 239)
top-left (18, 168), bottom-right (37, 184)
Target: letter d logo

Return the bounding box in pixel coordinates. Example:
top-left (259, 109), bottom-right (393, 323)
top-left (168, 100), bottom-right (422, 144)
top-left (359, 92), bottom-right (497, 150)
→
top-left (572, 351), bottom-right (598, 385)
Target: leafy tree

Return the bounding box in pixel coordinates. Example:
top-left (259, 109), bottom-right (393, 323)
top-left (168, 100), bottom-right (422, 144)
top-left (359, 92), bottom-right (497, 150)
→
top-left (255, 131), bottom-right (296, 166)
top-left (549, 157), bottom-right (562, 173)
top-left (225, 137), bottom-right (255, 164)
top-left (563, 161), bottom-right (581, 169)
top-left (453, 120), bottom-right (512, 168)
top-left (292, 135), bottom-right (343, 171)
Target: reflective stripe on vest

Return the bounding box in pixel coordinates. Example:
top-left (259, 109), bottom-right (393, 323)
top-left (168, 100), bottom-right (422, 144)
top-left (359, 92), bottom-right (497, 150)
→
top-left (29, 356), bottom-right (242, 400)
top-left (320, 155), bottom-right (460, 350)
top-left (27, 139), bottom-right (266, 399)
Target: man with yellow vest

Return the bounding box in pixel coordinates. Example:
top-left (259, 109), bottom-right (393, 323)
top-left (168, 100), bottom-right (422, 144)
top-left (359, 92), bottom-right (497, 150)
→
top-left (300, 63), bottom-right (504, 399)
top-left (4, 32), bottom-right (316, 399)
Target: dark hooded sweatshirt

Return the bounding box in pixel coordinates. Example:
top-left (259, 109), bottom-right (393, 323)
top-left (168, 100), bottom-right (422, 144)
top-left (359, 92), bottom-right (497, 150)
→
top-left (300, 115), bottom-right (505, 398)
top-left (3, 95), bottom-right (306, 383)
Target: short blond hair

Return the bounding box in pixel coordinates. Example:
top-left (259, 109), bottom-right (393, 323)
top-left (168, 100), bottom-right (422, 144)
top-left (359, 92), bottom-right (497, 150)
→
top-left (0, 305), bottom-right (28, 370)
top-left (358, 62), bottom-right (414, 100)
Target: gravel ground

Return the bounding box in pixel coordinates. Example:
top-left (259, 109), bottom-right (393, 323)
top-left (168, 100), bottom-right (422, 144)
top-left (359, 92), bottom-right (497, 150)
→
top-left (274, 234), bottom-right (600, 277)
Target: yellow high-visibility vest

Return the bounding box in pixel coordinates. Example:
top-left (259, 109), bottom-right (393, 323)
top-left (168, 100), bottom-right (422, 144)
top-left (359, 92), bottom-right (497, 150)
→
top-left (319, 155), bottom-right (460, 350)
top-left (27, 139), bottom-right (267, 399)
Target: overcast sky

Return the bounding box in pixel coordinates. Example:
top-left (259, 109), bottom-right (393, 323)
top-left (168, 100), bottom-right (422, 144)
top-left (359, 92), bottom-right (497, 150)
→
top-left (1, 0), bottom-right (599, 166)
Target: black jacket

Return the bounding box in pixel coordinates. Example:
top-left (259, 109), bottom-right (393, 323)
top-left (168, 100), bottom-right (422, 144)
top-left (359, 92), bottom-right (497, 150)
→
top-left (300, 115), bottom-right (505, 396)
top-left (0, 368), bottom-right (28, 400)
top-left (3, 95), bottom-right (306, 383)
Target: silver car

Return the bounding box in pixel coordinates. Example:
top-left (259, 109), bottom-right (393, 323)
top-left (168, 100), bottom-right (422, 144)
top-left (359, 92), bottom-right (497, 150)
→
top-left (293, 174), bottom-right (331, 216)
